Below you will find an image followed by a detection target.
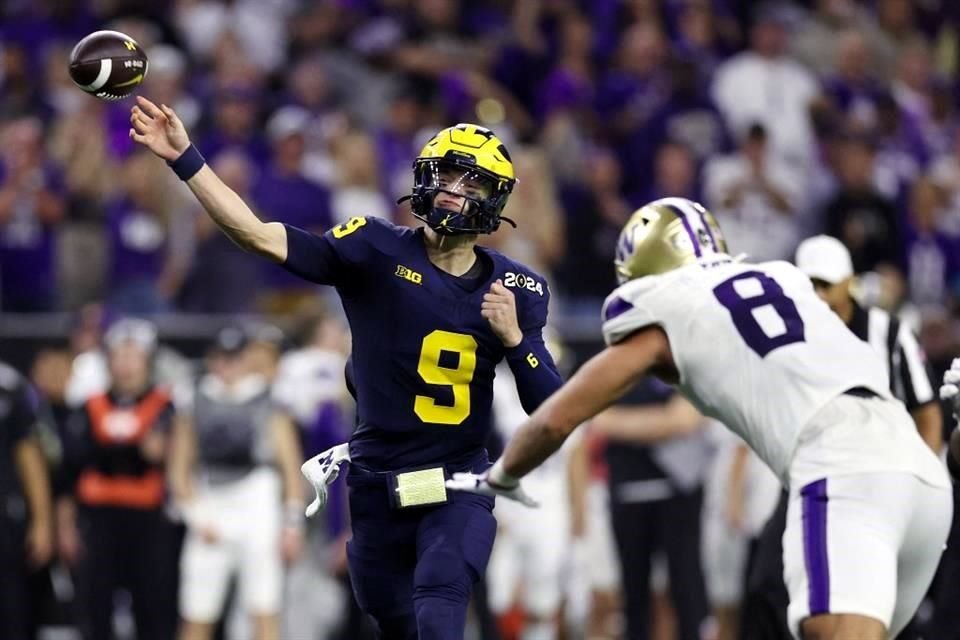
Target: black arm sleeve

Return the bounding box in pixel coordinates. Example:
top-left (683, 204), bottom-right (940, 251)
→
top-left (282, 224), bottom-right (347, 286)
top-left (505, 331), bottom-right (564, 414)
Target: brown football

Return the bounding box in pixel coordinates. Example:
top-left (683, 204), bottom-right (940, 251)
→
top-left (68, 30), bottom-right (149, 101)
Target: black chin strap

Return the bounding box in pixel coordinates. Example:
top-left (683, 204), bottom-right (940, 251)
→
top-left (499, 216), bottom-right (517, 229)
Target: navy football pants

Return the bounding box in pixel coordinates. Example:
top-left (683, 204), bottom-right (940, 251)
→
top-left (346, 466), bottom-right (497, 640)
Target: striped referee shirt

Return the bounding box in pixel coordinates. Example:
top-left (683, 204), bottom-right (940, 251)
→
top-left (847, 301), bottom-right (936, 412)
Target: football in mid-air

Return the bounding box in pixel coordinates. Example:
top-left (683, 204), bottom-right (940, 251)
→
top-left (69, 30), bottom-right (148, 101)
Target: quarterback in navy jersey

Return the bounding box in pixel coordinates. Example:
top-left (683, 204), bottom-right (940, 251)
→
top-left (129, 97), bottom-right (562, 639)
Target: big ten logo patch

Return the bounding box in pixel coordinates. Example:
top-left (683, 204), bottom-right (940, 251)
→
top-left (396, 264), bottom-right (423, 285)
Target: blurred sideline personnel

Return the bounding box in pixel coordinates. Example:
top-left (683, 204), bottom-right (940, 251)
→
top-left (169, 326), bottom-right (305, 640)
top-left (129, 97), bottom-right (562, 639)
top-left (271, 312), bottom-right (355, 639)
top-left (738, 235), bottom-right (943, 640)
top-left (485, 334), bottom-right (589, 640)
top-left (589, 379), bottom-right (712, 640)
top-left (450, 197), bottom-right (952, 640)
top-left (936, 361), bottom-right (960, 636)
top-left (58, 318), bottom-right (178, 640)
top-left (0, 360), bottom-right (54, 640)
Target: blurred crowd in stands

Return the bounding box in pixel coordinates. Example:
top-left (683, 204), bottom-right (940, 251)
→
top-left (2, 0), bottom-right (960, 639)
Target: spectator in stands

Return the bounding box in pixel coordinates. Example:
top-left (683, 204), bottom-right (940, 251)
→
top-left (328, 129), bottom-right (392, 225)
top-left (253, 106), bottom-right (334, 314)
top-left (711, 3), bottom-right (818, 167)
top-left (821, 30), bottom-right (886, 134)
top-left (537, 11), bottom-right (597, 187)
top-left (196, 83), bottom-right (269, 166)
top-left (142, 45), bottom-right (201, 132)
top-left (635, 140), bottom-right (701, 206)
top-left (790, 0), bottom-right (887, 78)
top-left (556, 148), bottom-right (632, 303)
top-left (596, 22), bottom-right (670, 195)
top-left (376, 87), bottom-right (426, 204)
top-left (902, 176), bottom-right (960, 312)
top-left (930, 128), bottom-right (960, 238)
top-left (704, 123), bottom-right (803, 262)
top-left (0, 117), bottom-right (66, 311)
top-left (641, 56), bottom-right (731, 169)
top-left (821, 134), bottom-right (902, 273)
top-left (179, 150), bottom-right (263, 313)
top-left (106, 151), bottom-right (193, 313)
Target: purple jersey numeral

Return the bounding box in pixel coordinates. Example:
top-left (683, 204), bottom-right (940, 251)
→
top-left (713, 271), bottom-right (805, 357)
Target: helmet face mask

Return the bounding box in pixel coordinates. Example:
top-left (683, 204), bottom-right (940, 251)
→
top-left (412, 160), bottom-right (503, 235)
top-left (404, 124), bottom-right (516, 236)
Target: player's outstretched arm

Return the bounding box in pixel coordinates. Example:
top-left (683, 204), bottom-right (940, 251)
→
top-left (129, 96), bottom-right (287, 262)
top-left (449, 326), bottom-right (671, 506)
top-left (496, 327), bottom-right (669, 479)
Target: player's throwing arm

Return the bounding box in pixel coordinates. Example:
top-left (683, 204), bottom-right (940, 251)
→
top-left (129, 96), bottom-right (287, 261)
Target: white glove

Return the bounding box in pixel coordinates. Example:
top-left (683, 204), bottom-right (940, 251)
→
top-left (301, 442), bottom-right (351, 518)
top-left (445, 462), bottom-right (539, 507)
top-left (941, 358), bottom-right (960, 422)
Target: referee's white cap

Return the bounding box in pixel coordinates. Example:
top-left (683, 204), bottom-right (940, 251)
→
top-left (795, 235), bottom-right (854, 284)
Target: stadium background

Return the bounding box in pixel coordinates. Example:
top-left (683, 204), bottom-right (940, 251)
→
top-left (1, 0), bottom-right (960, 639)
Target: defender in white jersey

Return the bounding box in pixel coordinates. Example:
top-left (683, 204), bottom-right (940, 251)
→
top-left (448, 198), bottom-right (952, 640)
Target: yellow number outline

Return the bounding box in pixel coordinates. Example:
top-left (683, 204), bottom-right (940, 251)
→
top-left (332, 216), bottom-right (367, 239)
top-left (414, 330), bottom-right (478, 425)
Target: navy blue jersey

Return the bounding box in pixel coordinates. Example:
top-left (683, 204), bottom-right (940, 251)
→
top-left (284, 216), bottom-right (561, 470)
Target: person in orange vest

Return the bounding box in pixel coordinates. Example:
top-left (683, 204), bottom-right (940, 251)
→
top-left (57, 318), bottom-right (178, 640)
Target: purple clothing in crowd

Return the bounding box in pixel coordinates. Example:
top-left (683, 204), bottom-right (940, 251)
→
top-left (197, 131), bottom-right (272, 169)
top-left (106, 199), bottom-right (167, 285)
top-left (536, 67), bottom-right (593, 120)
top-left (105, 198), bottom-right (171, 313)
top-left (902, 228), bottom-right (960, 306)
top-left (0, 163), bottom-right (63, 311)
top-left (252, 170), bottom-right (333, 289)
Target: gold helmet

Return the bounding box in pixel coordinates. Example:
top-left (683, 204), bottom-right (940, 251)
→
top-left (614, 197), bottom-right (728, 283)
top-left (402, 123), bottom-right (517, 235)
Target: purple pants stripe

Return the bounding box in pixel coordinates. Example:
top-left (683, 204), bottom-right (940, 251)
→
top-left (801, 478), bottom-right (830, 615)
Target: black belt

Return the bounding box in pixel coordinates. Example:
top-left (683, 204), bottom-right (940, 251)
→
top-left (844, 386), bottom-right (878, 398)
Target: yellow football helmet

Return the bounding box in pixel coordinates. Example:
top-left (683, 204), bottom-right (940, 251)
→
top-left (402, 123), bottom-right (517, 235)
top-left (614, 197), bottom-right (728, 283)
